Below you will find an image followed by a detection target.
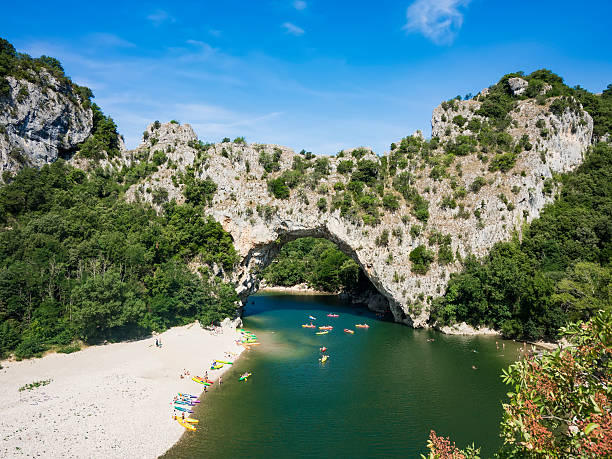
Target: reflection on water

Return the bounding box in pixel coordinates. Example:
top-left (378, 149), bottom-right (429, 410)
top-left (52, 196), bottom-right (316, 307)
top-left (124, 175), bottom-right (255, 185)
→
top-left (163, 294), bottom-right (521, 458)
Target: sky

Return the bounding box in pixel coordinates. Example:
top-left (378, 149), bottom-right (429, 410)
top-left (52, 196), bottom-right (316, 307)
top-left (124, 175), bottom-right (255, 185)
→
top-left (4, 0), bottom-right (612, 154)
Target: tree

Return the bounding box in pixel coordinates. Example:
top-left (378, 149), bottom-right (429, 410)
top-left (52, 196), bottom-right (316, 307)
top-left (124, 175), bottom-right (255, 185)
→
top-left (499, 310), bottom-right (612, 457)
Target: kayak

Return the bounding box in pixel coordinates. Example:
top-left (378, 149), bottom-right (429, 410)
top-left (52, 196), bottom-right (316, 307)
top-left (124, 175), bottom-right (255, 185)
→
top-left (318, 326), bottom-right (333, 330)
top-left (174, 406), bottom-right (194, 413)
top-left (177, 417), bottom-right (197, 431)
top-left (184, 418), bottom-right (199, 424)
top-left (178, 393), bottom-right (197, 398)
top-left (210, 364), bottom-right (224, 370)
top-left (302, 324), bottom-right (316, 328)
top-left (327, 314), bottom-right (339, 317)
top-left (320, 347), bottom-right (327, 352)
top-left (355, 324), bottom-right (370, 328)
top-left (344, 329), bottom-right (355, 334)
top-left (316, 331), bottom-right (329, 335)
top-left (239, 373), bottom-right (252, 381)
top-left (192, 377), bottom-right (212, 385)
top-left (175, 400), bottom-right (195, 406)
top-left (309, 316), bottom-right (317, 320)
top-left (215, 360), bottom-right (233, 365)
top-left (320, 355), bottom-right (329, 363)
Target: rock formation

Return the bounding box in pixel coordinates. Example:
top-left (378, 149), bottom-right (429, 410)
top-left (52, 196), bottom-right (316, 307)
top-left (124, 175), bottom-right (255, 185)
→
top-left (121, 90), bottom-right (593, 328)
top-left (0, 72), bottom-right (93, 179)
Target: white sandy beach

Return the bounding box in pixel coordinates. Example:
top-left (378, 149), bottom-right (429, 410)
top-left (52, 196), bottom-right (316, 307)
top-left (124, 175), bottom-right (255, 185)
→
top-left (0, 320), bottom-right (246, 458)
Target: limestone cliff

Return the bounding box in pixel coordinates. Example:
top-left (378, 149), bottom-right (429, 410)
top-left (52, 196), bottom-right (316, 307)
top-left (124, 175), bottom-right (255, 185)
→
top-left (121, 86), bottom-right (593, 328)
top-left (0, 71), bottom-right (93, 179)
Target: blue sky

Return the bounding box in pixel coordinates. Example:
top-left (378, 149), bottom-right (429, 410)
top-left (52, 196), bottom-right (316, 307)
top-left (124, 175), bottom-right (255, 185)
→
top-left (4, 0), bottom-right (612, 153)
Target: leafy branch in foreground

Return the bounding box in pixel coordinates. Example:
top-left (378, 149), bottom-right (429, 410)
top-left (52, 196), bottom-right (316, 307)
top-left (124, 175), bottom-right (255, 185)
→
top-left (425, 310), bottom-right (612, 458)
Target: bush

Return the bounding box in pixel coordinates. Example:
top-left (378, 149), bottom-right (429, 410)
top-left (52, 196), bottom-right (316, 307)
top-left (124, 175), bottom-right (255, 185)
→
top-left (409, 245), bottom-right (434, 274)
top-left (382, 193), bottom-right (400, 211)
top-left (489, 152), bottom-right (517, 172)
top-left (267, 177), bottom-right (290, 199)
top-left (336, 160), bottom-right (354, 174)
top-left (470, 176), bottom-right (487, 193)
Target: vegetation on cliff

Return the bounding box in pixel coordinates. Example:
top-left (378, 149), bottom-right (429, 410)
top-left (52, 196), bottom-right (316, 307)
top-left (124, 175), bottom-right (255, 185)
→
top-left (0, 161), bottom-right (238, 359)
top-left (431, 142), bottom-right (611, 340)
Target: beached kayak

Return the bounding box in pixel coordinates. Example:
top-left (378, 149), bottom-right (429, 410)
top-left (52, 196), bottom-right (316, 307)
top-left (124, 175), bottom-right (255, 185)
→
top-left (355, 324), bottom-right (370, 328)
top-left (192, 378), bottom-right (212, 385)
top-left (301, 324), bottom-right (316, 328)
top-left (174, 406), bottom-right (194, 413)
top-left (215, 360), bottom-right (233, 365)
top-left (344, 329), bottom-right (355, 334)
top-left (316, 331), bottom-right (329, 335)
top-left (184, 418), bottom-right (199, 424)
top-left (210, 364), bottom-right (224, 370)
top-left (177, 418), bottom-right (197, 431)
top-left (178, 393), bottom-right (197, 398)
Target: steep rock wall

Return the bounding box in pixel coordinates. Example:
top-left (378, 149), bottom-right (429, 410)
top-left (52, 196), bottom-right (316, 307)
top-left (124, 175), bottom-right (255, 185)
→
top-left (0, 72), bottom-right (93, 179)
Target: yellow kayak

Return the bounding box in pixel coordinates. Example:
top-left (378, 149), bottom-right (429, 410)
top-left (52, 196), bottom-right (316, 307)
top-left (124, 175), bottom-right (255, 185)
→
top-left (174, 416), bottom-right (198, 424)
top-left (176, 418), bottom-right (196, 431)
top-left (320, 355), bottom-right (329, 363)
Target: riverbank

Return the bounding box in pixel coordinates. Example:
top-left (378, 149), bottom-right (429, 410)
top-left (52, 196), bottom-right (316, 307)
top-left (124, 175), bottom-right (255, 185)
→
top-left (0, 320), bottom-right (245, 458)
top-left (258, 283), bottom-right (331, 295)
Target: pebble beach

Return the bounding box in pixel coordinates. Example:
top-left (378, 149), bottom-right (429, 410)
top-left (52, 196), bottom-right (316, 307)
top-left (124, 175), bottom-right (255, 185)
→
top-left (0, 320), bottom-right (245, 458)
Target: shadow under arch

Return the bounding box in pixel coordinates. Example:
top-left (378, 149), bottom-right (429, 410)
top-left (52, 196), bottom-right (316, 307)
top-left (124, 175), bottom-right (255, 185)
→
top-left (234, 226), bottom-right (409, 323)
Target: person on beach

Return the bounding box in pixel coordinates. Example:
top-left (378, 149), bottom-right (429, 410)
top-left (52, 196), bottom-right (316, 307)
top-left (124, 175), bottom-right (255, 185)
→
top-left (219, 376), bottom-right (223, 385)
top-left (182, 412), bottom-right (185, 420)
top-left (155, 338), bottom-right (159, 347)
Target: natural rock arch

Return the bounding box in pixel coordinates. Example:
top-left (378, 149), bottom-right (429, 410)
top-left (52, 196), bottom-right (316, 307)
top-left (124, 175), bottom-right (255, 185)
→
top-left (122, 90), bottom-right (593, 328)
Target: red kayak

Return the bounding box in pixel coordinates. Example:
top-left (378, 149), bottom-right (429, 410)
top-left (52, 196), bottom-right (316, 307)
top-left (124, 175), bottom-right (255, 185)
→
top-left (344, 329), bottom-right (355, 334)
top-left (326, 313), bottom-right (339, 318)
top-left (319, 347), bottom-right (327, 352)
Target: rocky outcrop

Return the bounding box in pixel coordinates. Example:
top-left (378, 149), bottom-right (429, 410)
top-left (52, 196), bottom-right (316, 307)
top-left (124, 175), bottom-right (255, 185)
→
top-left (123, 91), bottom-right (592, 329)
top-left (0, 72), bottom-right (93, 179)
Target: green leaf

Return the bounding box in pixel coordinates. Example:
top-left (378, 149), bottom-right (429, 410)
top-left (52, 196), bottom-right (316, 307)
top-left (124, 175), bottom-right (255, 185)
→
top-left (584, 423), bottom-right (599, 435)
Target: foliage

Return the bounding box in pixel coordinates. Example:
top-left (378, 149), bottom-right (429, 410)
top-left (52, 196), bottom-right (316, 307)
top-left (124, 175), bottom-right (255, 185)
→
top-left (182, 172), bottom-right (217, 207)
top-left (19, 379), bottom-right (52, 391)
top-left (0, 161), bottom-right (239, 358)
top-left (262, 237), bottom-right (360, 293)
top-left (431, 142), bottom-right (612, 340)
top-left (410, 245), bottom-right (435, 275)
top-left (77, 104), bottom-right (120, 160)
top-left (267, 177), bottom-right (290, 199)
top-left (499, 310), bottom-right (612, 457)
top-left (421, 430), bottom-right (481, 459)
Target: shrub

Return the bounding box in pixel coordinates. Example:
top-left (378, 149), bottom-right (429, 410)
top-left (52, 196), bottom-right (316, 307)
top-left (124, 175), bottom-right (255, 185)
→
top-left (470, 176), bottom-right (487, 193)
top-left (382, 193), bottom-right (400, 211)
top-left (267, 177), bottom-right (290, 199)
top-left (409, 245), bottom-right (434, 274)
top-left (336, 160), bottom-right (354, 174)
top-left (489, 152), bottom-right (517, 172)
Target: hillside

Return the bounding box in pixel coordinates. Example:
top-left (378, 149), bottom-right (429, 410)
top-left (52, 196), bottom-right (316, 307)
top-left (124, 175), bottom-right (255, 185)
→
top-left (1, 36), bottom-right (611, 358)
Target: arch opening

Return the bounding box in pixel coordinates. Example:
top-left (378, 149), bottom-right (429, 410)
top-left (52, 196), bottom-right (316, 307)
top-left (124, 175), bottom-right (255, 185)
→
top-left (235, 231), bottom-right (394, 319)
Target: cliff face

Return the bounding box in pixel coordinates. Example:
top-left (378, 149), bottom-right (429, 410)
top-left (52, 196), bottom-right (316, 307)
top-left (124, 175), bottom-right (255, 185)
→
top-left (122, 87), bottom-right (593, 327)
top-left (0, 71), bottom-right (93, 179)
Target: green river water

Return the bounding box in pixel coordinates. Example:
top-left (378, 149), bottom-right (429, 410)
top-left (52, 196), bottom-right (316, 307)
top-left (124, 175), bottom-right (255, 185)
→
top-left (163, 293), bottom-right (522, 458)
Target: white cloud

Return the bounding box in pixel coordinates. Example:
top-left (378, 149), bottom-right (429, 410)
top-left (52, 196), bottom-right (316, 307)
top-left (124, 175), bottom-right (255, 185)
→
top-left (87, 33), bottom-right (136, 48)
top-left (282, 22), bottom-right (305, 36)
top-left (293, 1), bottom-right (307, 10)
top-left (147, 9), bottom-right (174, 26)
top-left (404, 0), bottom-right (471, 45)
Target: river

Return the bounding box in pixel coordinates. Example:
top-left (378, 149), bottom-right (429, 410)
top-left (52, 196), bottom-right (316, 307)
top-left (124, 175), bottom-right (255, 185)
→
top-left (163, 293), bottom-right (521, 458)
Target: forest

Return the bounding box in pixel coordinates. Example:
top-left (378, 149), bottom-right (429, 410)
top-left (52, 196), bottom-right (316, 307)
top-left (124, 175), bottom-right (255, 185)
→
top-left (262, 237), bottom-right (360, 293)
top-left (0, 161), bottom-right (239, 359)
